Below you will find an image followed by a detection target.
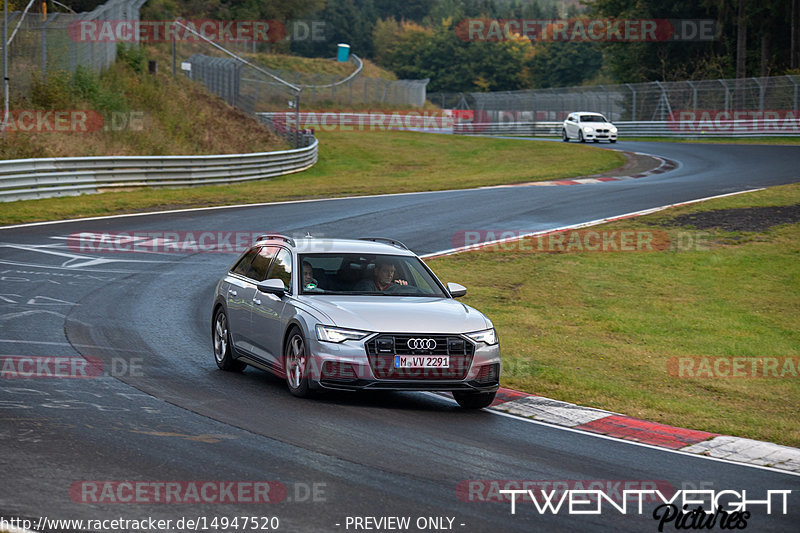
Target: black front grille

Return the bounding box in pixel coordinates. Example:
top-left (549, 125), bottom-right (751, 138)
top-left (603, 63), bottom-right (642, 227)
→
top-left (365, 334), bottom-right (475, 380)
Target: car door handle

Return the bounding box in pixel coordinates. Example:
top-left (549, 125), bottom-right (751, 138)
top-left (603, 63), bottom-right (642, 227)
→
top-left (253, 297), bottom-right (261, 305)
top-left (228, 289), bottom-right (237, 296)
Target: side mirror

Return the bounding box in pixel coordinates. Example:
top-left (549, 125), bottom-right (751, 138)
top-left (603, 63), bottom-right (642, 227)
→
top-left (446, 282), bottom-right (467, 298)
top-left (257, 278), bottom-right (286, 296)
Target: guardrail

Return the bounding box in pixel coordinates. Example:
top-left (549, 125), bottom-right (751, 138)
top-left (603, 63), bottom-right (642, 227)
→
top-left (0, 135), bottom-right (318, 202)
top-left (454, 120), bottom-right (800, 137)
top-left (259, 113), bottom-right (798, 138)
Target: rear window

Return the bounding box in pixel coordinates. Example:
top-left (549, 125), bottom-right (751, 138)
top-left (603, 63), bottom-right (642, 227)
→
top-left (231, 247), bottom-right (258, 276)
top-left (244, 246), bottom-right (278, 282)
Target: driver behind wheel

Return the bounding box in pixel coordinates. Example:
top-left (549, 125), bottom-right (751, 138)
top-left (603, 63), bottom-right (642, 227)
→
top-left (353, 257), bottom-right (408, 293)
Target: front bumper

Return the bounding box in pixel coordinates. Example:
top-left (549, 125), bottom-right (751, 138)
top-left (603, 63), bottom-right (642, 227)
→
top-left (583, 130), bottom-right (617, 141)
top-left (305, 334), bottom-right (501, 393)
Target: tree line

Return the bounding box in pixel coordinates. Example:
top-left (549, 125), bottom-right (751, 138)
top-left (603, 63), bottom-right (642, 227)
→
top-left (67, 0), bottom-right (800, 92)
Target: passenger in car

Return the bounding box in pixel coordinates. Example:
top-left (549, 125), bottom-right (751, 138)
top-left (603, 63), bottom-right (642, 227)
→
top-left (353, 257), bottom-right (408, 293)
top-left (302, 260), bottom-right (323, 291)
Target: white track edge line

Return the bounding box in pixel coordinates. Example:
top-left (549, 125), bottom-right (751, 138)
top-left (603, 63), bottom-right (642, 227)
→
top-left (425, 392), bottom-right (800, 478)
top-left (484, 408), bottom-right (800, 478)
top-left (421, 188), bottom-right (765, 258)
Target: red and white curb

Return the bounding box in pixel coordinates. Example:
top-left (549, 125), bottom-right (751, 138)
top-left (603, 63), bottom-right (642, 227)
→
top-left (488, 388), bottom-right (800, 473)
top-left (479, 152), bottom-right (678, 189)
top-left (425, 187), bottom-right (799, 474)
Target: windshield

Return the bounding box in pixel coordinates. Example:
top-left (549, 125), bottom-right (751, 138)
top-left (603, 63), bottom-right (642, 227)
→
top-left (299, 253), bottom-right (447, 297)
top-left (580, 115), bottom-right (608, 123)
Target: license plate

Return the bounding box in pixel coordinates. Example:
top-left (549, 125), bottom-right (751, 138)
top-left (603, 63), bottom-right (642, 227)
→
top-left (394, 355), bottom-right (449, 368)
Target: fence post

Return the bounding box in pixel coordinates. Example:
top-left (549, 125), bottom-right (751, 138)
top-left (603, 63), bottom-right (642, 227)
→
top-left (625, 84), bottom-right (636, 121)
top-left (311, 74), bottom-right (317, 104)
top-left (294, 92), bottom-right (300, 148)
top-left (752, 77), bottom-right (764, 111)
top-left (719, 79), bottom-right (730, 112)
top-left (42, 14), bottom-right (53, 80)
top-left (788, 75), bottom-right (799, 112)
top-left (233, 62), bottom-right (240, 108)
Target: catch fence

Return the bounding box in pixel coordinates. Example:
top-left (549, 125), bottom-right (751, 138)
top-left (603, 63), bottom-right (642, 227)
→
top-left (3, 0), bottom-right (146, 99)
top-left (429, 75), bottom-right (800, 136)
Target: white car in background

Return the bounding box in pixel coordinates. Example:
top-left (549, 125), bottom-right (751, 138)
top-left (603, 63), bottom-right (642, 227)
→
top-left (562, 112), bottom-right (617, 143)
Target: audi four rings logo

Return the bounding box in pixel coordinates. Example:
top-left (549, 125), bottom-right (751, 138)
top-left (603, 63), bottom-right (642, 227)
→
top-left (407, 338), bottom-right (437, 350)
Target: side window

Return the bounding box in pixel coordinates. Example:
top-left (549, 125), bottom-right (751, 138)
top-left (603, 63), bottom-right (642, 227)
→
top-left (268, 248), bottom-right (293, 291)
top-left (245, 246), bottom-right (278, 282)
top-left (231, 248), bottom-right (258, 276)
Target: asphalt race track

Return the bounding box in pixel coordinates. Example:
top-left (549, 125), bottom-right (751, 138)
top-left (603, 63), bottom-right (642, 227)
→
top-left (1, 140), bottom-right (799, 532)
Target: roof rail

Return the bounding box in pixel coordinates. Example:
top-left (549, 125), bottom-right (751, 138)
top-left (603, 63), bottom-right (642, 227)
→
top-left (255, 234), bottom-right (296, 247)
top-left (359, 237), bottom-right (409, 250)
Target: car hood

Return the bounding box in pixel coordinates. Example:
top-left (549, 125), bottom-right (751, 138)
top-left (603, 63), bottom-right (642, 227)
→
top-left (584, 122), bottom-right (614, 128)
top-left (303, 295), bottom-right (490, 334)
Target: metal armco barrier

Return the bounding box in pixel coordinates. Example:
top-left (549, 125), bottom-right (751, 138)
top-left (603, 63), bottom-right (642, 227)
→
top-left (453, 120), bottom-right (800, 137)
top-left (0, 136), bottom-right (318, 202)
top-left (258, 111), bottom-right (798, 137)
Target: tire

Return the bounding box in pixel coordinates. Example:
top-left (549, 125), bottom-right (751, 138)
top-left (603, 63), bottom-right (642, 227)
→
top-left (593, 139), bottom-right (599, 143)
top-left (284, 328), bottom-right (312, 397)
top-left (578, 130), bottom-right (586, 143)
top-left (213, 308), bottom-right (246, 372)
top-left (453, 390), bottom-right (496, 409)
top-left (561, 129), bottom-right (569, 142)
top-left (610, 139), bottom-right (617, 143)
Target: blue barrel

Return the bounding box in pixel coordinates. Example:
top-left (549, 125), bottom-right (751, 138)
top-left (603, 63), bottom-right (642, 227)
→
top-left (337, 43), bottom-right (350, 62)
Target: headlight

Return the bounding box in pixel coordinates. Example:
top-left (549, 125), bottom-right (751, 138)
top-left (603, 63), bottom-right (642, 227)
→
top-left (610, 126), bottom-right (617, 133)
top-left (583, 126), bottom-right (592, 132)
top-left (466, 328), bottom-right (498, 346)
top-left (316, 325), bottom-right (370, 343)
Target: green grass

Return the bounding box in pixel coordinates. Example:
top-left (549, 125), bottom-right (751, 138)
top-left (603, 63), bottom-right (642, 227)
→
top-left (427, 183), bottom-right (800, 447)
top-left (0, 48), bottom-right (285, 161)
top-left (0, 130), bottom-right (623, 225)
top-left (250, 53), bottom-right (397, 80)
